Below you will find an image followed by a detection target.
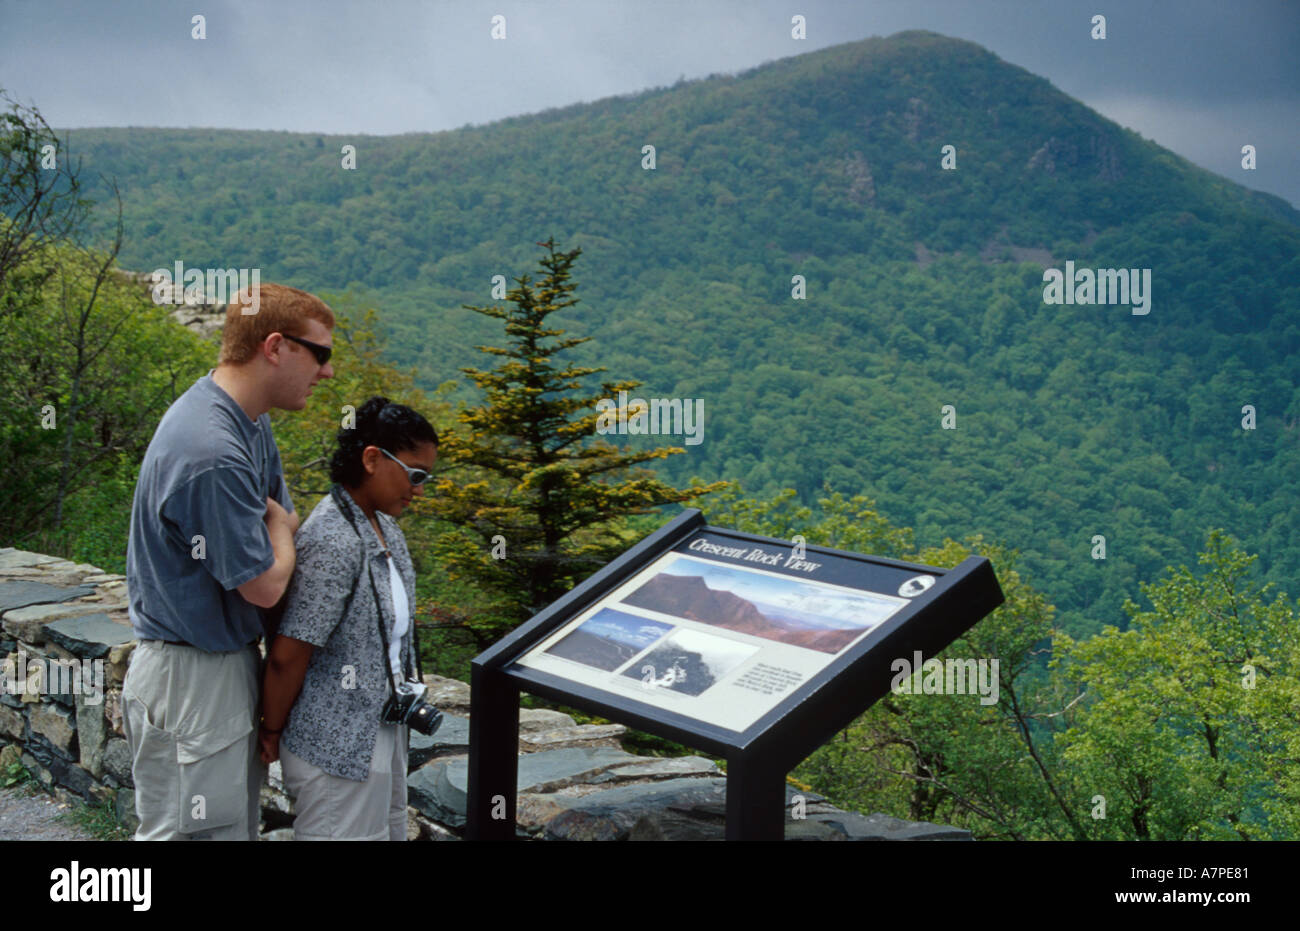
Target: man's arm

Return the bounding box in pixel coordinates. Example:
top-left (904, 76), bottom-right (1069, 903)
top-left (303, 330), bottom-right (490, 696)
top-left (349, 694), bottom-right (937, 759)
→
top-left (237, 496), bottom-right (297, 609)
top-left (271, 464), bottom-right (299, 536)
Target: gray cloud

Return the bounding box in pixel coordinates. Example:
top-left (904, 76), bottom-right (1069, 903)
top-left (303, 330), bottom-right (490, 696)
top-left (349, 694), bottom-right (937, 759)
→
top-left (1, 0), bottom-right (1296, 205)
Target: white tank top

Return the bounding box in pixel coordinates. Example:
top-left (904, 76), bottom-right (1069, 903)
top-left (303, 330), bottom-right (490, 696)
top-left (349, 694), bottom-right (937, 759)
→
top-left (385, 554), bottom-right (409, 676)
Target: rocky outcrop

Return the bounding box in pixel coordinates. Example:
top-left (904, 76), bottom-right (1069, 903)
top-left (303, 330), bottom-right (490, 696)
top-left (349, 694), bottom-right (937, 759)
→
top-left (113, 269), bottom-right (226, 341)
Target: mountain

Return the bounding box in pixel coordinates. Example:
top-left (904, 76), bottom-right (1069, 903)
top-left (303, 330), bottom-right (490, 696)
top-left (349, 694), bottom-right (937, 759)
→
top-left (624, 573), bottom-right (861, 654)
top-left (63, 30), bottom-right (1300, 638)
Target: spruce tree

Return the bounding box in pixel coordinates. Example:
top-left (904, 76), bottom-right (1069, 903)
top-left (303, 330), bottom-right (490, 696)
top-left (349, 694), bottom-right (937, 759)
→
top-left (430, 239), bottom-right (722, 643)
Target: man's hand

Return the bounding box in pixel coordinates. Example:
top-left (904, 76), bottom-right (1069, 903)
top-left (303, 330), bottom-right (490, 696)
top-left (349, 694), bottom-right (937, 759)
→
top-left (264, 496), bottom-right (299, 535)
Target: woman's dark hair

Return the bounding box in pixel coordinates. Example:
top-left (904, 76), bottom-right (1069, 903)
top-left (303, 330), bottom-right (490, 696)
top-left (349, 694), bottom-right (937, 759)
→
top-left (330, 396), bottom-right (439, 487)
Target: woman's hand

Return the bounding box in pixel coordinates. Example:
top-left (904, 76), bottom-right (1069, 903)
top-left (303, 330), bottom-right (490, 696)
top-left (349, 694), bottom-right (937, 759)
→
top-left (259, 725), bottom-right (282, 764)
top-left (260, 635), bottom-right (315, 764)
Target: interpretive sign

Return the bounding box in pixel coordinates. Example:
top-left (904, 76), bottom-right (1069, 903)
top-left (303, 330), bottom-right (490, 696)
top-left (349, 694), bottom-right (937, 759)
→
top-left (515, 548), bottom-right (916, 732)
top-left (467, 509), bottom-right (1004, 840)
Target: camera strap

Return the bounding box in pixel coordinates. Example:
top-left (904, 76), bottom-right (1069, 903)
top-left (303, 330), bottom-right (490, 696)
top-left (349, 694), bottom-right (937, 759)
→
top-left (331, 485), bottom-right (405, 697)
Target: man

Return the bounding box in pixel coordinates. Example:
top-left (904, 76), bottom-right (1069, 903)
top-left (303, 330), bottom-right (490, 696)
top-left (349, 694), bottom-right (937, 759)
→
top-left (122, 281), bottom-right (335, 840)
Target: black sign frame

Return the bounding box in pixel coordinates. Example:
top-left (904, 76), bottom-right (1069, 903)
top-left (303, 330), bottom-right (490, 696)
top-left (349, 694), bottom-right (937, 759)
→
top-left (466, 508), bottom-right (1004, 840)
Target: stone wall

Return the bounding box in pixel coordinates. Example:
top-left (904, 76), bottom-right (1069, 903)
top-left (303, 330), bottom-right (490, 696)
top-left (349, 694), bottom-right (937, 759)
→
top-left (1, 546), bottom-right (970, 841)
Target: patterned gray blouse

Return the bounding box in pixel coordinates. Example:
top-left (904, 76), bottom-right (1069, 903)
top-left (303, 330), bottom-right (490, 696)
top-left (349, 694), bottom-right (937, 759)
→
top-left (277, 486), bottom-right (417, 781)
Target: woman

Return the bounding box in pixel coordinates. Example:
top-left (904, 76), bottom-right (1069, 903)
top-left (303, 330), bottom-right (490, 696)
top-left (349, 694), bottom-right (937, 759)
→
top-left (259, 396), bottom-right (438, 841)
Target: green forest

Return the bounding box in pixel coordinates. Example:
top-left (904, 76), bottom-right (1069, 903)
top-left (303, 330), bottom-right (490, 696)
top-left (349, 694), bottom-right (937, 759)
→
top-left (2, 30), bottom-right (1297, 839)
top-left (61, 31), bottom-right (1300, 640)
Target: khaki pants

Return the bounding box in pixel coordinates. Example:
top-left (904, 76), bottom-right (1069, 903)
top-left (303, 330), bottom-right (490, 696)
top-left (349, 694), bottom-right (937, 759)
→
top-left (121, 640), bottom-right (264, 841)
top-left (280, 724), bottom-right (408, 841)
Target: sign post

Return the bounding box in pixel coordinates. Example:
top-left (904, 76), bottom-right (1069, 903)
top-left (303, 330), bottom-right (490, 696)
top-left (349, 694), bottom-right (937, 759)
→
top-left (466, 509), bottom-right (1004, 840)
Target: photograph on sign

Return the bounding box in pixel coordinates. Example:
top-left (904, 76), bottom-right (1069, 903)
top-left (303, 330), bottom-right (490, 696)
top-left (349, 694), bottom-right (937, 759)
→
top-left (514, 550), bottom-right (911, 731)
top-left (622, 629), bottom-right (760, 695)
top-left (543, 609), bottom-right (673, 671)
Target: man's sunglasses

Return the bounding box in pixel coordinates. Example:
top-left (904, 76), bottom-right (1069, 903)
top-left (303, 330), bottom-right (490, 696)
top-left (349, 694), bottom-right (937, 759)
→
top-left (378, 447), bottom-right (432, 486)
top-left (282, 333), bottom-right (332, 365)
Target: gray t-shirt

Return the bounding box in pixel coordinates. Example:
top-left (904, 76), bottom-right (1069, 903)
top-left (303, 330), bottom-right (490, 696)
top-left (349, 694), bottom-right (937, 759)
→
top-left (126, 372), bottom-right (294, 652)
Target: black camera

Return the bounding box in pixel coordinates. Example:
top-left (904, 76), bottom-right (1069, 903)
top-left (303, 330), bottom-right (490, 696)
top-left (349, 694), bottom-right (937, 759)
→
top-left (381, 680), bottom-right (443, 736)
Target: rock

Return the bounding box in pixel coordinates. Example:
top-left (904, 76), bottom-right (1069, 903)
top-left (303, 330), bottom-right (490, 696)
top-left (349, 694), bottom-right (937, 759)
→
top-left (421, 674), bottom-right (471, 716)
top-left (104, 689), bottom-right (124, 737)
top-left (261, 760), bottom-right (294, 826)
top-left (0, 704), bottom-right (22, 739)
top-left (266, 759), bottom-right (286, 795)
top-left (116, 788), bottom-right (140, 834)
top-left (406, 761), bottom-right (464, 827)
top-left (536, 778), bottom-right (959, 841)
top-left (820, 811), bottom-right (973, 841)
top-left (107, 641), bottom-right (135, 686)
top-left (486, 753), bottom-right (721, 833)
top-left (75, 691), bottom-right (108, 777)
top-left (409, 746), bottom-right (641, 828)
top-left (408, 713), bottom-right (470, 768)
top-left (24, 741), bottom-right (92, 798)
top-left (515, 793), bottom-right (574, 833)
top-left (20, 751), bottom-right (52, 788)
top-left (23, 570), bottom-right (95, 588)
top-left (588, 754), bottom-right (720, 784)
top-left (406, 807), bottom-right (421, 841)
top-left (627, 811), bottom-right (733, 841)
top-left (415, 816), bottom-right (460, 841)
top-left (0, 743), bottom-right (20, 770)
top-left (28, 702), bottom-right (77, 757)
top-left (0, 580), bottom-right (98, 617)
top-left (0, 549), bottom-right (63, 571)
top-left (514, 746), bottom-right (643, 794)
top-left (781, 818), bottom-right (850, 841)
top-left (15, 650), bottom-right (43, 704)
top-left (543, 777), bottom-right (730, 841)
top-left (519, 723), bottom-right (629, 752)
top-left (2, 599), bottom-right (102, 642)
top-left (102, 739), bottom-right (133, 786)
top-left (518, 708), bottom-right (576, 732)
top-left (43, 613), bottom-right (134, 660)
top-left (260, 828), bottom-right (295, 841)
top-left (34, 558), bottom-right (78, 572)
top-left (34, 643), bottom-right (83, 708)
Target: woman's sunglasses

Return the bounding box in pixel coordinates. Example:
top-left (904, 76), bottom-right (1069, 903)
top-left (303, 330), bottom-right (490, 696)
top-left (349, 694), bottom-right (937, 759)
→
top-left (378, 447), bottom-right (432, 486)
top-left (282, 333), bottom-right (332, 365)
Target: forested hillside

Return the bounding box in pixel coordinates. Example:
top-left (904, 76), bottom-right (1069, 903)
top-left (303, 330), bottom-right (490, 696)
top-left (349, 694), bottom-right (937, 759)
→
top-left (66, 30), bottom-right (1300, 638)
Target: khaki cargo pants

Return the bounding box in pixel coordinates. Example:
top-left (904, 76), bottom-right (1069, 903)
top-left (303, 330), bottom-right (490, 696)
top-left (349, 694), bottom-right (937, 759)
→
top-left (280, 723), bottom-right (408, 841)
top-left (121, 640), bottom-right (265, 841)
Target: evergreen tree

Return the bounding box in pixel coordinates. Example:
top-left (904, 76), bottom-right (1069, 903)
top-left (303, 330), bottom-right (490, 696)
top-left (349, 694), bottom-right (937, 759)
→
top-left (430, 239), bottom-right (724, 644)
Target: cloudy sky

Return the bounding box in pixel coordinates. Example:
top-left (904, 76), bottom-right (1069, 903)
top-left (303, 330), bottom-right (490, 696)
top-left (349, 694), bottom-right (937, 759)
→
top-left (1, 0), bottom-right (1296, 207)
